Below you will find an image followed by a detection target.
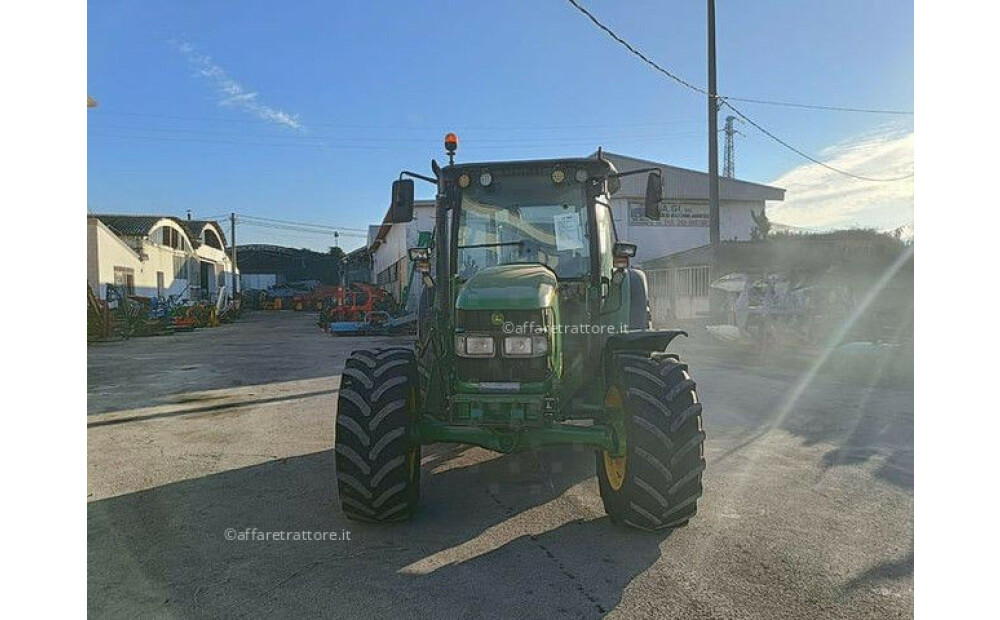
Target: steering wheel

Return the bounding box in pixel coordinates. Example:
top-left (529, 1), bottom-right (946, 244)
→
top-left (518, 239), bottom-right (551, 265)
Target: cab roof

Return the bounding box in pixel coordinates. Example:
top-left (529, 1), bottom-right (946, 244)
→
top-left (446, 156), bottom-right (618, 177)
top-left (446, 156), bottom-right (620, 193)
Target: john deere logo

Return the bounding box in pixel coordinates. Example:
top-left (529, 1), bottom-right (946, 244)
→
top-left (491, 312), bottom-right (505, 326)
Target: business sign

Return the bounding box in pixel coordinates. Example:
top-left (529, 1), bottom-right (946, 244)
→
top-left (629, 202), bottom-right (709, 227)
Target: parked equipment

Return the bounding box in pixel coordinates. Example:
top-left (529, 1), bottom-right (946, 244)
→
top-left (86, 284), bottom-right (244, 341)
top-left (334, 137), bottom-right (706, 530)
top-left (318, 283), bottom-right (395, 334)
top-left (328, 310), bottom-right (391, 336)
top-left (87, 285), bottom-right (115, 341)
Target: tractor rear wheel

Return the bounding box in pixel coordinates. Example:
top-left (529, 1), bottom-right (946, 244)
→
top-left (597, 352), bottom-right (706, 530)
top-left (335, 347), bottom-right (421, 522)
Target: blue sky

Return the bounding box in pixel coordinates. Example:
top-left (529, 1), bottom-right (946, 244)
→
top-left (87, 1), bottom-right (914, 251)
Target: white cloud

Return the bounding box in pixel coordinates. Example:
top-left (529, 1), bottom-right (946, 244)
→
top-left (174, 41), bottom-right (304, 132)
top-left (767, 129), bottom-right (913, 232)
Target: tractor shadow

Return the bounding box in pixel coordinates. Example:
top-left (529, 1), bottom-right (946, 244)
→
top-left (88, 445), bottom-right (669, 618)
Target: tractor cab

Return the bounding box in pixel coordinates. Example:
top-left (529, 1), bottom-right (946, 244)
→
top-left (388, 142), bottom-right (668, 412)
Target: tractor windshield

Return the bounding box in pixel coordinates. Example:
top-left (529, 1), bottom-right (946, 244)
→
top-left (456, 176), bottom-right (590, 280)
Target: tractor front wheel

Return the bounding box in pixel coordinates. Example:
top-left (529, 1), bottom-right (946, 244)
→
top-left (597, 352), bottom-right (706, 530)
top-left (335, 347), bottom-right (421, 522)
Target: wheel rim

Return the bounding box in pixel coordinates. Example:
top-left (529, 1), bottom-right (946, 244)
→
top-left (602, 385), bottom-right (626, 491)
top-left (603, 451), bottom-right (627, 491)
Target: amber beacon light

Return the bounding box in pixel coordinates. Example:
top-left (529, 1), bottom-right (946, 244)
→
top-left (445, 132), bottom-right (459, 164)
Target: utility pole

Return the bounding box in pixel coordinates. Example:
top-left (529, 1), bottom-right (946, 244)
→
top-left (707, 0), bottom-right (720, 248)
top-left (333, 231), bottom-right (341, 285)
top-left (723, 115), bottom-right (743, 178)
top-left (230, 212), bottom-right (238, 294)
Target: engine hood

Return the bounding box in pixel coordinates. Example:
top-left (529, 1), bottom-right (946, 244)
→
top-left (455, 264), bottom-right (558, 310)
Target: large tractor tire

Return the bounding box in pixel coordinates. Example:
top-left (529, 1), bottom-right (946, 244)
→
top-left (335, 347), bottom-right (421, 522)
top-left (597, 352), bottom-right (706, 531)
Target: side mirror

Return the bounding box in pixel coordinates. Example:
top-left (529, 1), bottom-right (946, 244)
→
top-left (644, 172), bottom-right (663, 220)
top-left (612, 242), bottom-right (637, 269)
top-left (407, 247), bottom-right (430, 262)
top-left (388, 179), bottom-right (415, 223)
top-left (612, 242), bottom-right (637, 258)
top-left (409, 247), bottom-right (432, 284)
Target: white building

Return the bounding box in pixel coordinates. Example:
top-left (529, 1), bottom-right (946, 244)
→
top-left (600, 152), bottom-right (784, 323)
top-left (599, 152), bottom-right (785, 262)
top-left (369, 200), bottom-right (435, 310)
top-left (87, 214), bottom-right (236, 302)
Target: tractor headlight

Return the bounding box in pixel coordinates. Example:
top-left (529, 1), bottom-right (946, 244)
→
top-left (503, 335), bottom-right (549, 357)
top-left (455, 334), bottom-right (495, 357)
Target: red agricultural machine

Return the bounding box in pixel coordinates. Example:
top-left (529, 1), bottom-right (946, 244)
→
top-left (317, 283), bottom-right (397, 335)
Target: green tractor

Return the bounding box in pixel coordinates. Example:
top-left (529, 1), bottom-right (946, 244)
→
top-left (335, 135), bottom-right (705, 530)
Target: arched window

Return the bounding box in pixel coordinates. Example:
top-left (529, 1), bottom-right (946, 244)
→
top-left (204, 228), bottom-right (223, 250)
top-left (155, 226), bottom-right (186, 250)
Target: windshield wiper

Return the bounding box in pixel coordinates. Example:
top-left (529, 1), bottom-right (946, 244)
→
top-left (457, 241), bottom-right (524, 250)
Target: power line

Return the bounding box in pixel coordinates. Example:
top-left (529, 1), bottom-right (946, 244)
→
top-left (88, 124), bottom-right (703, 147)
top-left (89, 130), bottom-right (703, 150)
top-left (238, 214), bottom-right (367, 233)
top-left (565, 0), bottom-right (708, 96)
top-left (724, 96), bottom-right (912, 116)
top-left (723, 101), bottom-right (914, 182)
top-left (89, 133), bottom-right (395, 150)
top-left (91, 122), bottom-right (700, 143)
top-left (239, 222), bottom-right (367, 237)
top-left (564, 0), bottom-right (912, 116)
top-left (93, 110), bottom-right (704, 131)
top-left (564, 0), bottom-right (914, 182)
top-left (85, 132), bottom-right (356, 150)
top-left (238, 220), bottom-right (367, 237)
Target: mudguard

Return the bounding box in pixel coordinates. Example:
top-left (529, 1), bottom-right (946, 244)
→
top-left (605, 329), bottom-right (687, 357)
top-left (602, 328), bottom-right (687, 385)
top-left (625, 268), bottom-right (651, 330)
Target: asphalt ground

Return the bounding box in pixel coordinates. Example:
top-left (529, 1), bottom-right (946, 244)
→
top-left (88, 311), bottom-right (913, 619)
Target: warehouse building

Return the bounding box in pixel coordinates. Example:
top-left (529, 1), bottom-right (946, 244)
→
top-left (87, 214), bottom-right (235, 302)
top-left (342, 246), bottom-right (374, 287)
top-left (599, 152), bottom-right (784, 260)
top-left (599, 152), bottom-right (785, 322)
top-left (233, 244), bottom-right (343, 289)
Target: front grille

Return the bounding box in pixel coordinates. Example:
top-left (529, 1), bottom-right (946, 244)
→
top-left (455, 309), bottom-right (552, 383)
